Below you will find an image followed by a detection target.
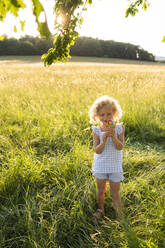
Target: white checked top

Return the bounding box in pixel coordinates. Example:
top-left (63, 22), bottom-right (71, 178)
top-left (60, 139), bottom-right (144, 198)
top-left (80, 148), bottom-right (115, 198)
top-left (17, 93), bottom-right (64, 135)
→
top-left (92, 124), bottom-right (123, 173)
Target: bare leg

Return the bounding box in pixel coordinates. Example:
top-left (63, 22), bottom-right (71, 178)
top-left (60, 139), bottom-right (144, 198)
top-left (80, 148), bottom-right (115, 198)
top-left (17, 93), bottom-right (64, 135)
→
top-left (109, 181), bottom-right (122, 219)
top-left (94, 178), bottom-right (107, 217)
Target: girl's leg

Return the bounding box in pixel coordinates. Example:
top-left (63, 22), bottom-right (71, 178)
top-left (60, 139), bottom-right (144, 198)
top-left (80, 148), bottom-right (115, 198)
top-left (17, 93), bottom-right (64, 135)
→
top-left (109, 181), bottom-right (122, 219)
top-left (95, 178), bottom-right (107, 215)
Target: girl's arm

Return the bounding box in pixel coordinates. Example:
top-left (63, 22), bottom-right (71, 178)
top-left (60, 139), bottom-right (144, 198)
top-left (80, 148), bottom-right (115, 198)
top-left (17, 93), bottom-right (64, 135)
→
top-left (111, 126), bottom-right (125, 150)
top-left (93, 132), bottom-right (108, 154)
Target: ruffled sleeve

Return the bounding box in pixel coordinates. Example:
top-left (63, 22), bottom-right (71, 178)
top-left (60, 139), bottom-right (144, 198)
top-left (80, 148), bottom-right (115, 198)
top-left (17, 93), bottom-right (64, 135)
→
top-left (92, 126), bottom-right (100, 136)
top-left (116, 124), bottom-right (124, 136)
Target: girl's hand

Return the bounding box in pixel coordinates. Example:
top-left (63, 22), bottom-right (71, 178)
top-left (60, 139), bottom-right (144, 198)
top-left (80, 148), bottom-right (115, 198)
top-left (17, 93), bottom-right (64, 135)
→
top-left (102, 128), bottom-right (115, 142)
top-left (102, 132), bottom-right (109, 143)
top-left (109, 127), bottom-right (116, 137)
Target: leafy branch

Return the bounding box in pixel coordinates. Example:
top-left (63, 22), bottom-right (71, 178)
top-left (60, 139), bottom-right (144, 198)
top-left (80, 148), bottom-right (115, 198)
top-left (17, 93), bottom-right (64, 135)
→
top-left (41, 0), bottom-right (92, 65)
top-left (125, 0), bottom-right (150, 17)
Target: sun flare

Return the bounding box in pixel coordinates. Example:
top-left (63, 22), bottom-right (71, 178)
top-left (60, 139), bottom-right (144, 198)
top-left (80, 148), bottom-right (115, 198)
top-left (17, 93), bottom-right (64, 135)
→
top-left (56, 15), bottom-right (63, 25)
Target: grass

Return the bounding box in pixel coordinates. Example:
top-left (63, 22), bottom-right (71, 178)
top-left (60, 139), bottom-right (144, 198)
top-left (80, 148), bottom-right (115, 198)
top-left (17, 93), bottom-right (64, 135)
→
top-left (0, 56), bottom-right (164, 248)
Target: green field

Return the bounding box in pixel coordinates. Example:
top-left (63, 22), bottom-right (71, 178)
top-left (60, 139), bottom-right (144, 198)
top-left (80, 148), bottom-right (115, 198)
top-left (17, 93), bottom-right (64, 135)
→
top-left (0, 56), bottom-right (164, 248)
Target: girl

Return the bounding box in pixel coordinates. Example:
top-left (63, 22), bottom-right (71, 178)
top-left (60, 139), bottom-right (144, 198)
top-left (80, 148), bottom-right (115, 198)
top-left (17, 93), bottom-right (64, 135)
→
top-left (89, 95), bottom-right (125, 219)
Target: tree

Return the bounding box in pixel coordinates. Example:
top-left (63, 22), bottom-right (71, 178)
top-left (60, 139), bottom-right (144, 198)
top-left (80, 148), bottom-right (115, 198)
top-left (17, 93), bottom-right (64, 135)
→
top-left (0, 0), bottom-right (163, 65)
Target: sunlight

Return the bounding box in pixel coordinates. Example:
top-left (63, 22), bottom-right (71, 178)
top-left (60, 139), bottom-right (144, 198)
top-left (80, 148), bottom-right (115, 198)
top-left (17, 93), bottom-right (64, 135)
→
top-left (56, 15), bottom-right (63, 25)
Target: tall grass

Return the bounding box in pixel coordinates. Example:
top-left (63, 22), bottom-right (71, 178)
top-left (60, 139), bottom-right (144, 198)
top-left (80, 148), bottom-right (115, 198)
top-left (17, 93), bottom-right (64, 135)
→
top-left (0, 57), bottom-right (164, 248)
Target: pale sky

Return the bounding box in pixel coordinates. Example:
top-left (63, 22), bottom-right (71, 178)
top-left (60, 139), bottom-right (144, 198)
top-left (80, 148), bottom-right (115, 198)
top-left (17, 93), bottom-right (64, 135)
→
top-left (0, 0), bottom-right (165, 57)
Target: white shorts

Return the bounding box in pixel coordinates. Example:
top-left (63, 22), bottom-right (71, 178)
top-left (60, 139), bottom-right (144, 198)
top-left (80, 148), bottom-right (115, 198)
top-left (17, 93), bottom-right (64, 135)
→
top-left (93, 172), bottom-right (124, 182)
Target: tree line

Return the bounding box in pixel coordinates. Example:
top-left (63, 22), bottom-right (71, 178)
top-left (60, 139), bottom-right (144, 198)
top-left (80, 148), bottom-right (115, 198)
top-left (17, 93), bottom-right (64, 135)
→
top-left (71, 37), bottom-right (155, 61)
top-left (0, 36), bottom-right (155, 61)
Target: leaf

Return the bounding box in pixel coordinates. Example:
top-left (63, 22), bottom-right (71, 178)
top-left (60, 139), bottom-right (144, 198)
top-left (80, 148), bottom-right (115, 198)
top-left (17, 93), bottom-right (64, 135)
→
top-left (125, 6), bottom-right (138, 18)
top-left (3, 0), bottom-right (26, 17)
top-left (31, 0), bottom-right (51, 38)
top-left (14, 25), bottom-right (17, 33)
top-left (87, 0), bottom-right (93, 5)
top-left (38, 21), bottom-right (51, 38)
top-left (79, 17), bottom-right (83, 24)
top-left (31, 0), bottom-right (43, 19)
top-left (10, 0), bottom-right (26, 8)
top-left (20, 20), bottom-right (25, 31)
top-left (0, 15), bottom-right (4, 21)
top-left (0, 35), bottom-right (5, 41)
top-left (162, 36), bottom-right (165, 43)
top-left (142, 1), bottom-right (147, 10)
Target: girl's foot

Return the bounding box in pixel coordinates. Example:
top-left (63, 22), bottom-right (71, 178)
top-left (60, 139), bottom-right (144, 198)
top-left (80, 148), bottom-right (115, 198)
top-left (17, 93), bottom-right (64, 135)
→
top-left (93, 209), bottom-right (104, 219)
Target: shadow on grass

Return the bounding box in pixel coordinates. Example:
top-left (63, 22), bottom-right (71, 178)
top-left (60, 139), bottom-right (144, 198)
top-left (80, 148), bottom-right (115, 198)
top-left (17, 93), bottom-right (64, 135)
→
top-left (0, 55), bottom-right (42, 64)
top-left (70, 56), bottom-right (161, 66)
top-left (1, 55), bottom-right (164, 66)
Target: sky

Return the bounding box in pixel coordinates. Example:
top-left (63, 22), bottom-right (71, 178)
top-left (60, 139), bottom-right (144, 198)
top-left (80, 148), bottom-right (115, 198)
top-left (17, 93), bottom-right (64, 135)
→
top-left (0, 0), bottom-right (165, 57)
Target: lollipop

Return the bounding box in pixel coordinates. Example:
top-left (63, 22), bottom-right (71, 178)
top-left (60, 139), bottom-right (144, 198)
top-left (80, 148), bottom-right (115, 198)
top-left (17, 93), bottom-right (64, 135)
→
top-left (106, 119), bottom-right (116, 128)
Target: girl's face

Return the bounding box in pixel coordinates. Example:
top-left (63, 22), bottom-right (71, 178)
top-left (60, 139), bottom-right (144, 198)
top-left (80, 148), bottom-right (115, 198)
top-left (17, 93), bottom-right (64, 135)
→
top-left (97, 104), bottom-right (115, 126)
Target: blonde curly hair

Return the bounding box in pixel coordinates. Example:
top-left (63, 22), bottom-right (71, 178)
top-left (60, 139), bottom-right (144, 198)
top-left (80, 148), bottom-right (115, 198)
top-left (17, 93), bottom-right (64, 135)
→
top-left (89, 95), bottom-right (122, 124)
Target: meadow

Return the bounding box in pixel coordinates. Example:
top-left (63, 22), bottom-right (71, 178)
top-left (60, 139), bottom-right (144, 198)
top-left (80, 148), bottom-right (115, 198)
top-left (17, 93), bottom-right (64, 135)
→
top-left (0, 56), bottom-right (164, 248)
